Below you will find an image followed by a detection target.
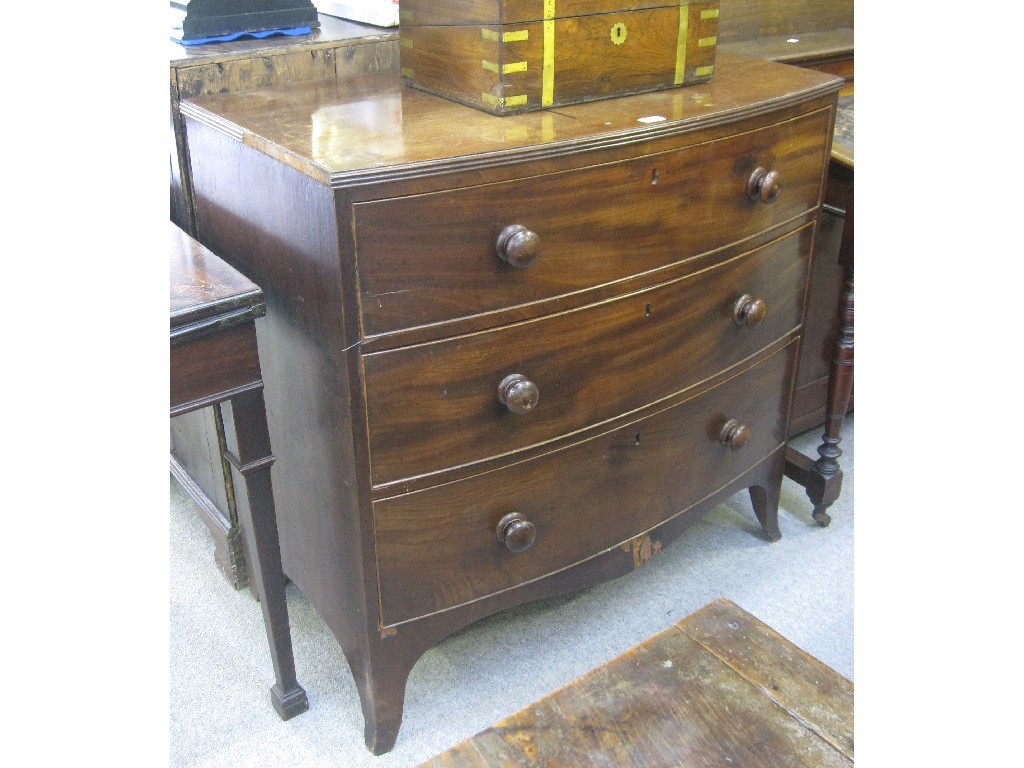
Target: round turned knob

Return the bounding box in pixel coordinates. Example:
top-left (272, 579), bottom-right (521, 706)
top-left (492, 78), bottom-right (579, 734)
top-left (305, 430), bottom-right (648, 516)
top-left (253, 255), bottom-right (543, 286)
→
top-left (733, 294), bottom-right (768, 328)
top-left (746, 167), bottom-right (782, 204)
top-left (498, 373), bottom-right (540, 414)
top-left (720, 419), bottom-right (752, 451)
top-left (496, 512), bottom-right (537, 553)
top-left (495, 224), bottom-right (541, 269)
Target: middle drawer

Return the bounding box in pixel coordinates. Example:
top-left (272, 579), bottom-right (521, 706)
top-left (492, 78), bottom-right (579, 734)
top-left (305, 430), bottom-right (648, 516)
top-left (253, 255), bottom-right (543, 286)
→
top-left (362, 224), bottom-right (812, 487)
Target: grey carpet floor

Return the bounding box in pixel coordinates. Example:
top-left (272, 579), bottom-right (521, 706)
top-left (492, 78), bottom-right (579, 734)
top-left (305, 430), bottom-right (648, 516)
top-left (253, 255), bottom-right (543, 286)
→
top-left (170, 417), bottom-right (853, 767)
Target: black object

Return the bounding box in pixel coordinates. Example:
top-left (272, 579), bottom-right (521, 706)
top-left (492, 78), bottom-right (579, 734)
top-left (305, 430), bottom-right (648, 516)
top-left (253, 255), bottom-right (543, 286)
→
top-left (172, 0), bottom-right (320, 41)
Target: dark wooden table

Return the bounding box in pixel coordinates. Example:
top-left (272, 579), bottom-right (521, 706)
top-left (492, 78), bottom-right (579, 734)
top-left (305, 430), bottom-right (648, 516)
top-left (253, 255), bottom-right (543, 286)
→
top-left (785, 93), bottom-right (854, 526)
top-left (170, 222), bottom-right (308, 720)
top-left (420, 598), bottom-right (853, 767)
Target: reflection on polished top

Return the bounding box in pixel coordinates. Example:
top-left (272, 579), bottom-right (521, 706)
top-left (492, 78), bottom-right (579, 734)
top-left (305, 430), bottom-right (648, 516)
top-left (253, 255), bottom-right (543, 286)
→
top-left (180, 52), bottom-right (842, 184)
top-left (170, 223), bottom-right (264, 338)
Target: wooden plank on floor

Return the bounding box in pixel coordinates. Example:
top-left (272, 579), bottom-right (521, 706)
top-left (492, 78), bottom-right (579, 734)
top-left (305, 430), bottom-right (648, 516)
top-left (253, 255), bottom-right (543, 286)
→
top-left (420, 599), bottom-right (853, 767)
top-left (677, 598), bottom-right (854, 760)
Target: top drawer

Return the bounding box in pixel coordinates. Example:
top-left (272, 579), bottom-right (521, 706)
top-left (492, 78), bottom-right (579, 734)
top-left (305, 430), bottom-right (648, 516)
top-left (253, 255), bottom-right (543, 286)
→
top-left (353, 107), bottom-right (831, 337)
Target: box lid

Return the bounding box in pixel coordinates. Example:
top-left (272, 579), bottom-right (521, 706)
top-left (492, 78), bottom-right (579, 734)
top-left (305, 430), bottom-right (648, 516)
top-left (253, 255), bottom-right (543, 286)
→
top-left (399, 0), bottom-right (709, 26)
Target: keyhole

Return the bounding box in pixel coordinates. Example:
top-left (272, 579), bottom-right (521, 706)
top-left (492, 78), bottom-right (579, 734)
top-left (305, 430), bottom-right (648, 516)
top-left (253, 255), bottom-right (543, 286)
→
top-left (651, 168), bottom-right (659, 185)
top-left (645, 303), bottom-right (652, 317)
top-left (635, 434), bottom-right (641, 446)
top-left (610, 23), bottom-right (628, 45)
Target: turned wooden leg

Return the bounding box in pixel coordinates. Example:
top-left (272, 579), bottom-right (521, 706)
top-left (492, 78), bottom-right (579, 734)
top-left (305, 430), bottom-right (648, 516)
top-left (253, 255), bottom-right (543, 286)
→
top-left (809, 272), bottom-right (853, 527)
top-left (222, 391), bottom-right (309, 720)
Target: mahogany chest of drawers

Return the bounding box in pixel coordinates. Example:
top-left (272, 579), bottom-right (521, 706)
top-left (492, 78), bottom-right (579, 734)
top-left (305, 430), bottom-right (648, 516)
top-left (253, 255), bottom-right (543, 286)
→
top-left (180, 52), bottom-right (840, 754)
top-left (398, 0), bottom-right (720, 114)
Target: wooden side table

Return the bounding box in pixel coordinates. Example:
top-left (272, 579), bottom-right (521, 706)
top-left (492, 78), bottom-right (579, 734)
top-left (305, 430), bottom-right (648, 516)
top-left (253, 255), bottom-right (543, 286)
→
top-left (785, 94), bottom-right (854, 526)
top-left (170, 223), bottom-right (308, 720)
top-left (420, 599), bottom-right (854, 767)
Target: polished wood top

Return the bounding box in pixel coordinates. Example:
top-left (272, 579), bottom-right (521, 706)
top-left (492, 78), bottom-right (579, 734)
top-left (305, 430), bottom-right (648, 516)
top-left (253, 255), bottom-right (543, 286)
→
top-left (170, 223), bottom-right (264, 342)
top-left (720, 28), bottom-right (853, 63)
top-left (716, 0), bottom-right (852, 43)
top-left (180, 52), bottom-right (842, 186)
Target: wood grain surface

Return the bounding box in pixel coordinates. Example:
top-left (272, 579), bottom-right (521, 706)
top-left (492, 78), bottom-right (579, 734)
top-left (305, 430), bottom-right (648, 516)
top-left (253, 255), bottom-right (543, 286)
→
top-left (399, 3), bottom-right (718, 114)
top-left (170, 222), bottom-right (263, 332)
top-left (400, 1), bottom-right (687, 26)
top-left (353, 107), bottom-right (831, 338)
top-left (363, 227), bottom-right (811, 487)
top-left (373, 343), bottom-right (796, 626)
top-left (418, 598), bottom-right (853, 767)
top-left (179, 52), bottom-right (839, 184)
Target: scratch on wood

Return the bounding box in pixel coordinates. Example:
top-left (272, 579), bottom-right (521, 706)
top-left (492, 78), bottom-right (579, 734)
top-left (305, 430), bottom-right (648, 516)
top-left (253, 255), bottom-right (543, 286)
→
top-left (369, 289), bottom-right (411, 309)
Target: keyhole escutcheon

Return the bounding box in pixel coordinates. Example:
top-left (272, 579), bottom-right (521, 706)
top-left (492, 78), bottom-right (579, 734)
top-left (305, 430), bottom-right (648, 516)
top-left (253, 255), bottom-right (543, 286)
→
top-left (611, 23), bottom-right (628, 45)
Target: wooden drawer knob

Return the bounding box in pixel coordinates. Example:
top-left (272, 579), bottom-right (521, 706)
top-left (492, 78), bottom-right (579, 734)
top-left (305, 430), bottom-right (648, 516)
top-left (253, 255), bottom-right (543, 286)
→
top-left (733, 294), bottom-right (768, 328)
top-left (498, 373), bottom-right (540, 414)
top-left (496, 512), bottom-right (537, 553)
top-left (496, 224), bottom-right (541, 269)
top-left (720, 419), bottom-right (752, 451)
top-left (746, 167), bottom-right (782, 204)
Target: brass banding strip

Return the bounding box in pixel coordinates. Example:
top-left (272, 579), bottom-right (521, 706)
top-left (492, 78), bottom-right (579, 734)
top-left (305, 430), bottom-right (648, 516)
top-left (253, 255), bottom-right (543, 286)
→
top-left (543, 0), bottom-right (556, 106)
top-left (675, 2), bottom-right (689, 85)
top-left (483, 60), bottom-right (528, 74)
top-left (481, 93), bottom-right (528, 109)
top-left (483, 29), bottom-right (530, 42)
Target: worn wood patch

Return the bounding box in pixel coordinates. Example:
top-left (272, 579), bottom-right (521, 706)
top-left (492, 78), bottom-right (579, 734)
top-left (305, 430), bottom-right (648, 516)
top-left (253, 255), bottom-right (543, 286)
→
top-left (677, 598), bottom-right (854, 760)
top-left (419, 599), bottom-right (852, 767)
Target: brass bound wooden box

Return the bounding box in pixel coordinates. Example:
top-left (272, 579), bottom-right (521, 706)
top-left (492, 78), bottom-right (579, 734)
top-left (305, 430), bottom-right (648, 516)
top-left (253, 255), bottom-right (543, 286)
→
top-left (399, 0), bottom-right (720, 115)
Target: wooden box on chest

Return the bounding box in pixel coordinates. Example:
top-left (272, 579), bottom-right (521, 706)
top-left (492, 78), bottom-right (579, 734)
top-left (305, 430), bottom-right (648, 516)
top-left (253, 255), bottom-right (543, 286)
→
top-left (180, 52), bottom-right (840, 753)
top-left (399, 0), bottom-right (721, 114)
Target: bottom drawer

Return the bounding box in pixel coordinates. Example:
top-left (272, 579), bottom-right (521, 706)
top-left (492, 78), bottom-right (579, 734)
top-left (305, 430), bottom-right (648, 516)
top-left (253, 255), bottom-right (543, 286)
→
top-left (374, 341), bottom-right (798, 627)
